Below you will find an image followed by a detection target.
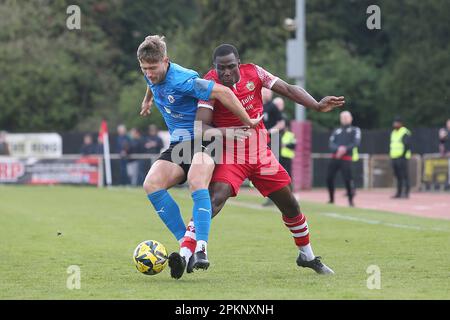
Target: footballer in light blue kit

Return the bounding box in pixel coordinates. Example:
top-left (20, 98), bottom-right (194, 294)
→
top-left (137, 35), bottom-right (262, 279)
top-left (143, 62), bottom-right (214, 143)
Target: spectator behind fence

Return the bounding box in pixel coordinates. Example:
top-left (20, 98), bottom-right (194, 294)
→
top-left (262, 90), bottom-right (286, 207)
top-left (80, 134), bottom-right (100, 156)
top-left (263, 89), bottom-right (285, 135)
top-left (0, 131), bottom-right (10, 155)
top-left (144, 124), bottom-right (164, 155)
top-left (128, 128), bottom-right (146, 186)
top-left (117, 124), bottom-right (131, 185)
top-left (280, 121), bottom-right (296, 191)
top-left (438, 119), bottom-right (450, 157)
top-left (326, 111), bottom-right (361, 207)
top-left (390, 116), bottom-right (411, 199)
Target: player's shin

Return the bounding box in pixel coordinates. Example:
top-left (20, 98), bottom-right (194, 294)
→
top-left (192, 189), bottom-right (212, 254)
top-left (282, 213), bottom-right (315, 261)
top-left (147, 189), bottom-right (186, 241)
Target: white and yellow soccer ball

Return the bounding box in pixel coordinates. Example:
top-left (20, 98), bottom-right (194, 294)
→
top-left (133, 240), bottom-right (168, 275)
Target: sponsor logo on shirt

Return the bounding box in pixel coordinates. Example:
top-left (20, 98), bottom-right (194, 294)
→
top-left (241, 94), bottom-right (254, 105)
top-left (163, 105), bottom-right (183, 119)
top-left (171, 113), bottom-right (183, 119)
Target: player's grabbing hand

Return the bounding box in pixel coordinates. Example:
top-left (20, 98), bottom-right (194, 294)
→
top-left (247, 113), bottom-right (264, 128)
top-left (316, 96), bottom-right (345, 112)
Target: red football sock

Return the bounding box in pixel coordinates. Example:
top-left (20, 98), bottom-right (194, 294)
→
top-left (282, 213), bottom-right (310, 247)
top-left (180, 219), bottom-right (196, 253)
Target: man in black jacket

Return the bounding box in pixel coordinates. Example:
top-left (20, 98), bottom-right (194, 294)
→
top-left (326, 111), bottom-right (361, 206)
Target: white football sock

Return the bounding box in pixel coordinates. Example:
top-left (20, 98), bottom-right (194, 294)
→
top-left (179, 246), bottom-right (193, 265)
top-left (299, 244), bottom-right (315, 261)
top-left (195, 240), bottom-right (207, 254)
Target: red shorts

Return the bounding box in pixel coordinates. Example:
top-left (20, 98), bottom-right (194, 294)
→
top-left (211, 148), bottom-right (291, 197)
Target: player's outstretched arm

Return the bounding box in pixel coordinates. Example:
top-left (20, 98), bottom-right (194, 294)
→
top-left (140, 86), bottom-right (153, 116)
top-left (209, 83), bottom-right (263, 128)
top-left (271, 79), bottom-right (345, 112)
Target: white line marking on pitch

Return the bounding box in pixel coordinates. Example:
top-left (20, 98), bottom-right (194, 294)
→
top-left (323, 212), bottom-right (449, 232)
top-left (227, 200), bottom-right (268, 211)
top-left (108, 188), bottom-right (450, 232)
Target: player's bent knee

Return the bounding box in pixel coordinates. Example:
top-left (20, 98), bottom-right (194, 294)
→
top-left (187, 165), bottom-right (214, 192)
top-left (187, 176), bottom-right (209, 192)
top-left (143, 176), bottom-right (165, 194)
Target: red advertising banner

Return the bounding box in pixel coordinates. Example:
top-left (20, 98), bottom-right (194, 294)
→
top-left (0, 156), bottom-right (100, 186)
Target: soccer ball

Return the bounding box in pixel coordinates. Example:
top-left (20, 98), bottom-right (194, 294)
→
top-left (132, 240), bottom-right (168, 275)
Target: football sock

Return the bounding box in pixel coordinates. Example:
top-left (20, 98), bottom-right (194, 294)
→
top-left (196, 240), bottom-right (208, 255)
top-left (147, 189), bottom-right (186, 241)
top-left (180, 219), bottom-right (196, 263)
top-left (282, 213), bottom-right (315, 261)
top-left (299, 243), bottom-right (315, 262)
top-left (179, 247), bottom-right (192, 264)
top-left (192, 189), bottom-right (212, 246)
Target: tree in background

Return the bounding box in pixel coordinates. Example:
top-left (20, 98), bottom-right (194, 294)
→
top-left (1, 0), bottom-right (449, 133)
top-left (0, 0), bottom-right (120, 132)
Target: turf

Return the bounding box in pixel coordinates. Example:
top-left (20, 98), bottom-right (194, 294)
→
top-left (0, 185), bottom-right (449, 299)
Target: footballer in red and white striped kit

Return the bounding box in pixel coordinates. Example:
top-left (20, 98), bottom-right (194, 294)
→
top-left (180, 44), bottom-right (345, 274)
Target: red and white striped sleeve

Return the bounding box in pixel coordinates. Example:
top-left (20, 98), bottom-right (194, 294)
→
top-left (198, 99), bottom-right (215, 110)
top-left (255, 65), bottom-right (279, 89)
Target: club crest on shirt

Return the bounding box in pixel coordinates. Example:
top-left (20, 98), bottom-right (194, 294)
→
top-left (246, 81), bottom-right (255, 91)
top-left (168, 95), bottom-right (175, 104)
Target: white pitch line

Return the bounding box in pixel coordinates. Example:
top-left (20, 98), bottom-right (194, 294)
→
top-left (323, 212), bottom-right (449, 233)
top-left (226, 202), bottom-right (449, 233)
top-left (109, 187), bottom-right (449, 232)
top-left (227, 199), bottom-right (269, 211)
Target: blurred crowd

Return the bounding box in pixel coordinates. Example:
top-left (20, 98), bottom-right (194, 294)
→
top-left (79, 124), bottom-right (164, 186)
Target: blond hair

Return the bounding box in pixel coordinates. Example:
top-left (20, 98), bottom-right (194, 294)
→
top-left (137, 35), bottom-right (167, 63)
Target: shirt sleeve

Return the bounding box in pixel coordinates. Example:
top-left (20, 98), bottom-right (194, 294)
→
top-left (255, 65), bottom-right (279, 89)
top-left (198, 99), bottom-right (215, 110)
top-left (176, 77), bottom-right (215, 101)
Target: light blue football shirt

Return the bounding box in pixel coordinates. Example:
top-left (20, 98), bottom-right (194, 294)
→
top-left (144, 62), bottom-right (214, 143)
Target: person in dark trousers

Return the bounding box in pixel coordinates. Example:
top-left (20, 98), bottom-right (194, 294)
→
top-left (390, 116), bottom-right (412, 199)
top-left (128, 128), bottom-right (146, 186)
top-left (438, 119), bottom-right (450, 157)
top-left (326, 111), bottom-right (361, 207)
top-left (116, 124), bottom-right (131, 185)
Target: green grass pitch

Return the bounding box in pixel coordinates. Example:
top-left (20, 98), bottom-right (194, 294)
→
top-left (1, 185), bottom-right (449, 299)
